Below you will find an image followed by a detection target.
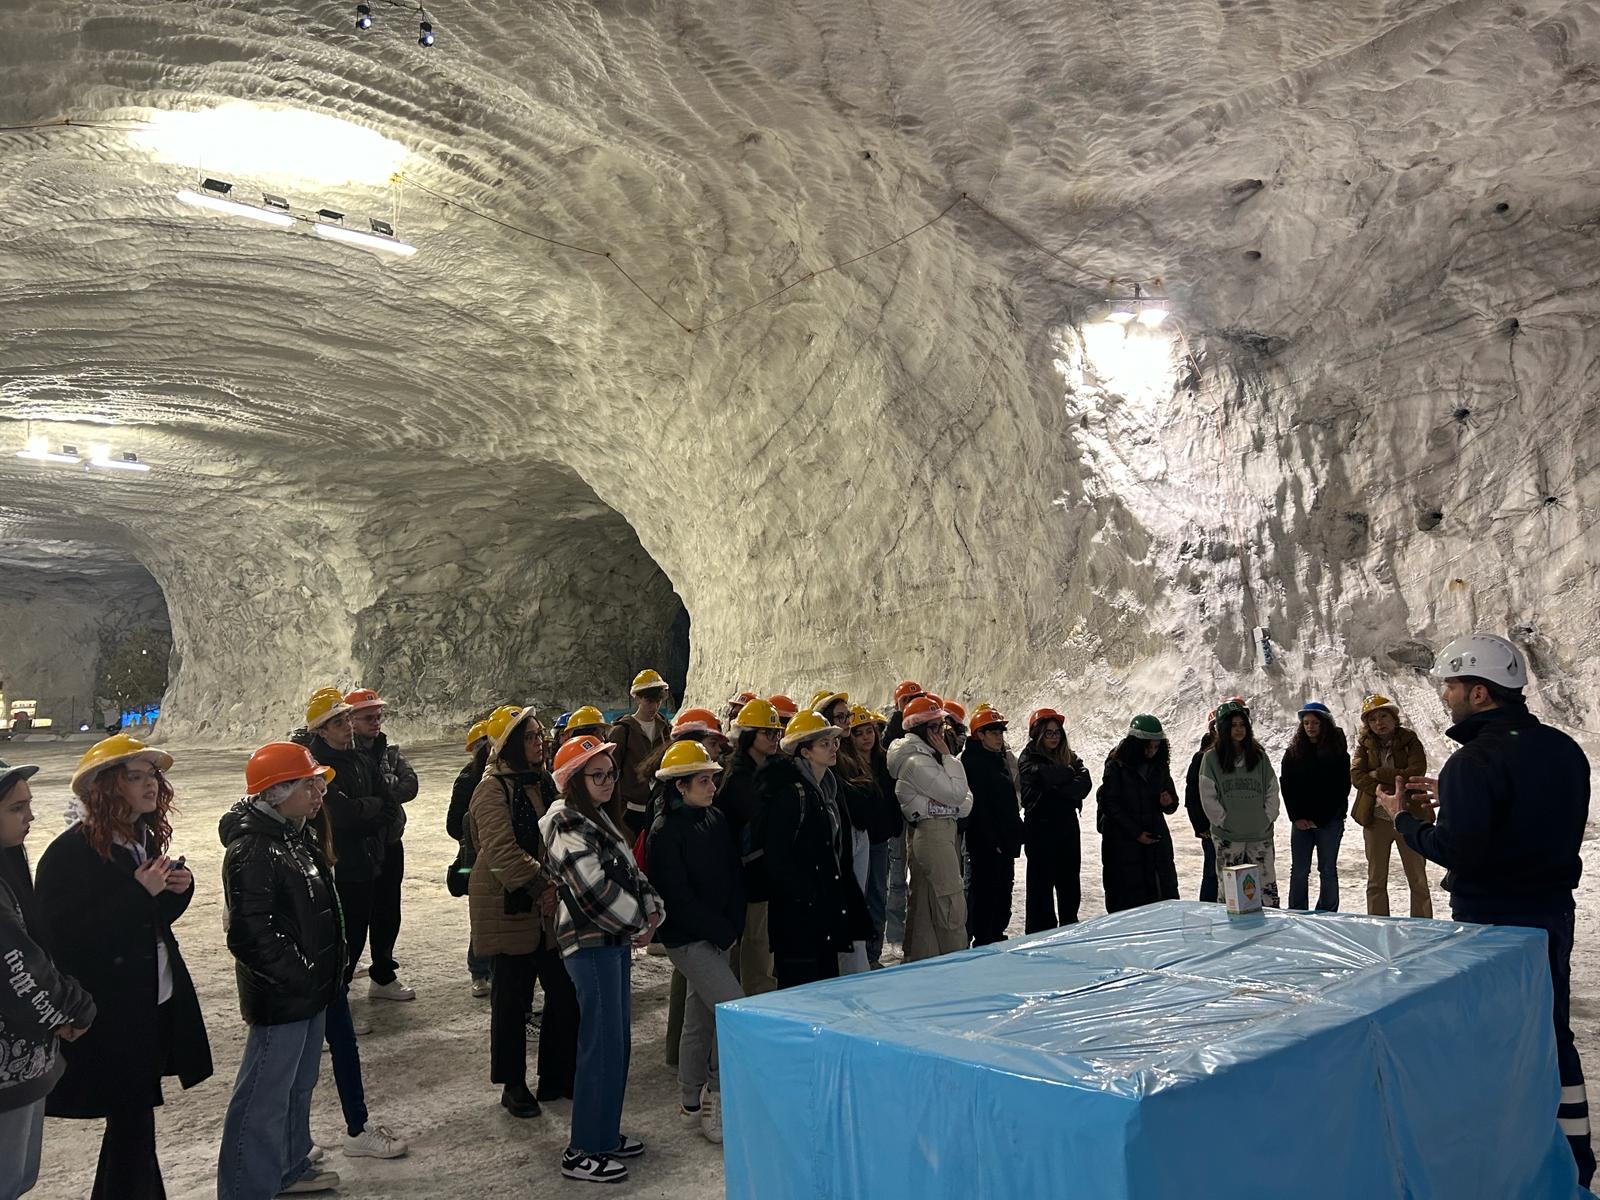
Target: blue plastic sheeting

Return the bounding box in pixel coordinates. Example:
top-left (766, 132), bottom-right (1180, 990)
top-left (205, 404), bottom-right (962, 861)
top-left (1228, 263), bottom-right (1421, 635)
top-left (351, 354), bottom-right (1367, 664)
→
top-left (718, 901), bottom-right (1580, 1199)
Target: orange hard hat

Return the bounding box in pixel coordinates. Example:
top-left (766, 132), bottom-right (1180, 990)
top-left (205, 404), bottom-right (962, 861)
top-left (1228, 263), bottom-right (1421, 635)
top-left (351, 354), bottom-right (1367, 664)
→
top-left (970, 708), bottom-right (1007, 734)
top-left (552, 735), bottom-right (616, 793)
top-left (246, 742), bottom-right (334, 795)
top-left (902, 695), bottom-right (947, 730)
top-left (768, 694), bottom-right (799, 717)
top-left (672, 707), bottom-right (723, 736)
top-left (1027, 708), bottom-right (1066, 735)
top-left (943, 700), bottom-right (967, 724)
top-left (892, 680), bottom-right (924, 707)
top-left (343, 687), bottom-right (385, 712)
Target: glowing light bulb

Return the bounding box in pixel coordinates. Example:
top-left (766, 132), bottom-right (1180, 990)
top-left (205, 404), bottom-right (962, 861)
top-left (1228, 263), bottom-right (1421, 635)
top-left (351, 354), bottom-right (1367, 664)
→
top-left (133, 104), bottom-right (410, 187)
top-left (1137, 306), bottom-right (1169, 328)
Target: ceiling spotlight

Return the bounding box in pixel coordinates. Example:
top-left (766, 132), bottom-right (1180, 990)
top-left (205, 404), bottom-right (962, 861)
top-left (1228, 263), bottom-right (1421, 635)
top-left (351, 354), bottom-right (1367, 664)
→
top-left (418, 20), bottom-right (434, 46)
top-left (87, 444), bottom-right (150, 472)
top-left (1105, 307), bottom-right (1136, 324)
top-left (177, 188), bottom-right (297, 228)
top-left (369, 217), bottom-right (394, 237)
top-left (314, 221), bottom-right (418, 256)
top-left (317, 208), bottom-right (345, 223)
top-left (356, 4), bottom-right (373, 30)
top-left (262, 193), bottom-right (290, 210)
top-left (1136, 306), bottom-right (1169, 328)
top-left (16, 435), bottom-right (80, 465)
top-left (201, 177), bottom-right (233, 195)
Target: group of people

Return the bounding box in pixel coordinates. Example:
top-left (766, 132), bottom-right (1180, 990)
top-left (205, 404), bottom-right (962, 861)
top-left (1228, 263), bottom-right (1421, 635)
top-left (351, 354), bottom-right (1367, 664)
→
top-left (0, 632), bottom-right (1591, 1195)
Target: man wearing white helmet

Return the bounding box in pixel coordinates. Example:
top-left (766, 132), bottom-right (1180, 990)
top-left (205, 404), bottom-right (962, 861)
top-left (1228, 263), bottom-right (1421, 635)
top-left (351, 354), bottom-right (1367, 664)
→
top-left (1377, 632), bottom-right (1593, 1188)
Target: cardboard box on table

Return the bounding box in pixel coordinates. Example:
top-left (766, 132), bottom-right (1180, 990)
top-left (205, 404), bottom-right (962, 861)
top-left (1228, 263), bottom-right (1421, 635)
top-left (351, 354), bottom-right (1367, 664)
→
top-left (717, 901), bottom-right (1579, 1199)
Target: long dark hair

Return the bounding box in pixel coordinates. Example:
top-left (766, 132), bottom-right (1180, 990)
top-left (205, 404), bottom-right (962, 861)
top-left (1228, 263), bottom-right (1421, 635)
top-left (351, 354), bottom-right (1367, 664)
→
top-left (1026, 722), bottom-right (1074, 765)
top-left (1286, 713), bottom-right (1348, 762)
top-left (1214, 715), bottom-right (1264, 771)
top-left (1111, 735), bottom-right (1169, 772)
top-left (909, 723), bottom-right (944, 764)
top-left (835, 732), bottom-right (875, 789)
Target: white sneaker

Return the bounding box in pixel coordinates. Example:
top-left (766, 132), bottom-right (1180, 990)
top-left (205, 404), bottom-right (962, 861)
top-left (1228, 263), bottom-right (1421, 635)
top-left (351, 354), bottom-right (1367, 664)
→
top-left (470, 977), bottom-right (491, 999)
top-left (700, 1086), bottom-right (722, 1144)
top-left (275, 1169), bottom-right (340, 1195)
top-left (368, 978), bottom-right (416, 1002)
top-left (343, 1123), bottom-right (408, 1159)
top-left (678, 1101), bottom-right (703, 1129)
top-left (561, 1149), bottom-right (627, 1183)
top-left (350, 1009), bottom-right (373, 1036)
top-left (307, 1144), bottom-right (326, 1165)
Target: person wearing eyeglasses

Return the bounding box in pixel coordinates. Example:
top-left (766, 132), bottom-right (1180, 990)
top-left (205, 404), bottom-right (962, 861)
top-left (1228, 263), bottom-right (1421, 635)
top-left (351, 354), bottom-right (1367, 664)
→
top-left (467, 706), bottom-right (579, 1120)
top-left (540, 737), bottom-right (664, 1185)
top-left (34, 736), bottom-right (212, 1200)
top-left (714, 699), bottom-right (785, 996)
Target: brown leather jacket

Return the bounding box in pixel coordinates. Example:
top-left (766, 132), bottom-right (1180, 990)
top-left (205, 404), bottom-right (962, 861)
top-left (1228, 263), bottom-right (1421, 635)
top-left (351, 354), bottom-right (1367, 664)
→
top-left (1350, 725), bottom-right (1430, 827)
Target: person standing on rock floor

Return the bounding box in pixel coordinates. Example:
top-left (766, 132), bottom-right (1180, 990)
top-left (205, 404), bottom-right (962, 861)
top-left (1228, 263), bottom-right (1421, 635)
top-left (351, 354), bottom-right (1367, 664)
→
top-left (34, 735), bottom-right (212, 1200)
top-left (714, 698), bottom-right (783, 996)
top-left (609, 669), bottom-right (673, 837)
top-left (345, 687), bottom-right (419, 1003)
top-left (541, 735), bottom-right (663, 1185)
top-left (467, 706), bottom-right (579, 1120)
top-left (847, 704), bottom-right (901, 968)
top-left (1199, 700), bottom-right (1282, 907)
top-left (645, 740), bottom-right (744, 1145)
top-left (217, 742), bottom-right (345, 1199)
top-left (1097, 716), bottom-right (1181, 914)
top-left (961, 707), bottom-right (1024, 944)
top-left (0, 758), bottom-right (97, 1200)
top-left (1379, 633), bottom-right (1593, 1187)
top-left (814, 692), bottom-right (873, 973)
top-left (1279, 702), bottom-right (1351, 912)
top-left (889, 697), bottom-right (973, 961)
top-left (564, 705), bottom-right (608, 743)
top-left (881, 680), bottom-right (926, 950)
top-left (1183, 713), bottom-right (1220, 903)
top-left (1351, 693), bottom-right (1432, 918)
top-left (1019, 707), bottom-right (1092, 931)
top-left (761, 711), bottom-right (873, 985)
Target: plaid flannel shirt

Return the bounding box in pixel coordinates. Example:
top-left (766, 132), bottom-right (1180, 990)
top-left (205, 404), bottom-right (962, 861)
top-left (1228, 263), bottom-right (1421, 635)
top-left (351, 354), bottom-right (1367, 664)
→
top-left (539, 800), bottom-right (664, 957)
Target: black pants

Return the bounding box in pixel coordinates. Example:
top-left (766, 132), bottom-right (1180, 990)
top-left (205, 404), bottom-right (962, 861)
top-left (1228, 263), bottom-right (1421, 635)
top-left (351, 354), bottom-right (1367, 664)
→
top-left (967, 850), bottom-right (1016, 946)
top-left (491, 948), bottom-right (579, 1097)
top-left (1024, 832), bottom-right (1081, 932)
top-left (774, 948), bottom-right (838, 991)
top-left (335, 875), bottom-right (375, 989)
top-left (1102, 841), bottom-right (1180, 914)
top-left (1455, 903), bottom-right (1595, 1187)
top-left (368, 840), bottom-right (405, 986)
top-left (92, 1106), bottom-right (163, 1200)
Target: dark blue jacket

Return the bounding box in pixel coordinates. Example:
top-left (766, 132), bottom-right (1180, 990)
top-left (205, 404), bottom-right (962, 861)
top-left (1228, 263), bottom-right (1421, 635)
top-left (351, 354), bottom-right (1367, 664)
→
top-left (1397, 707), bottom-right (1588, 914)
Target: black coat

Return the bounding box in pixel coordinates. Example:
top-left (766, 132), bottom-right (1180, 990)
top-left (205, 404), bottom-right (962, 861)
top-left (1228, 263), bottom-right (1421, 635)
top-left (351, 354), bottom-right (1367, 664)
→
top-left (1184, 747), bottom-right (1211, 836)
top-left (35, 823), bottom-right (213, 1117)
top-left (358, 732), bottom-right (417, 842)
top-left (1018, 746), bottom-right (1092, 846)
top-left (647, 802), bottom-right (745, 950)
top-left (759, 756), bottom-right (870, 958)
top-left (219, 801), bottom-right (346, 1026)
top-left (714, 750), bottom-right (769, 902)
top-left (310, 734), bottom-right (392, 883)
top-left (1399, 707), bottom-right (1589, 912)
top-left (1097, 752), bottom-right (1180, 913)
top-left (1279, 745), bottom-right (1352, 826)
top-left (867, 748), bottom-right (904, 843)
top-left (961, 743), bottom-right (1024, 859)
top-left (447, 754), bottom-right (486, 841)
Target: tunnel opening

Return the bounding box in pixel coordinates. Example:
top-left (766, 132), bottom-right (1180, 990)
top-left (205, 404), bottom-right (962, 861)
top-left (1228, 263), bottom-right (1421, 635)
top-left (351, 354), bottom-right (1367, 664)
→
top-left (0, 538), bottom-right (173, 737)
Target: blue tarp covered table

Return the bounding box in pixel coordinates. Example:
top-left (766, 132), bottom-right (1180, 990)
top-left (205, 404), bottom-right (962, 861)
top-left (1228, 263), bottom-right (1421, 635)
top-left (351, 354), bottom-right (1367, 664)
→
top-left (718, 901), bottom-right (1579, 1198)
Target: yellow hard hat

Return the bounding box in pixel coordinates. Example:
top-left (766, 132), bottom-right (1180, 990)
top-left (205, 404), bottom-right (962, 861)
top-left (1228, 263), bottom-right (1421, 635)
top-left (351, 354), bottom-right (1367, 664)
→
top-left (568, 705), bottom-right (606, 730)
top-left (870, 709), bottom-right (888, 725)
top-left (848, 704), bottom-right (876, 729)
top-left (733, 698), bottom-right (783, 731)
top-left (1361, 694), bottom-right (1399, 719)
top-left (810, 689), bottom-right (849, 714)
top-left (71, 734), bottom-right (174, 799)
top-left (490, 705), bottom-right (542, 757)
top-left (781, 709), bottom-right (840, 753)
top-left (306, 690), bottom-right (355, 730)
top-left (630, 669), bottom-right (669, 696)
top-left (483, 705), bottom-right (524, 747)
top-left (655, 740), bottom-right (724, 780)
top-left (465, 719), bottom-right (490, 752)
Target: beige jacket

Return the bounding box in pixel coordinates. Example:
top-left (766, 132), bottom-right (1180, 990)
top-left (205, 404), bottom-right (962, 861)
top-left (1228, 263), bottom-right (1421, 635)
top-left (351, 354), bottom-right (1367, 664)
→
top-left (467, 760), bottom-right (559, 957)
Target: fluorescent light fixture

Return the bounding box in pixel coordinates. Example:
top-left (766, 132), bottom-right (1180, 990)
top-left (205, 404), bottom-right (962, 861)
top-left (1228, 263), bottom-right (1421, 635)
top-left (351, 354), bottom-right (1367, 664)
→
top-left (88, 442), bottom-right (110, 462)
top-left (16, 435), bottom-right (80, 465)
top-left (89, 456), bottom-right (151, 473)
top-left (1136, 305), bottom-right (1169, 328)
top-left (177, 188), bottom-right (296, 228)
top-left (131, 104), bottom-right (410, 187)
top-left (314, 222), bottom-right (417, 256)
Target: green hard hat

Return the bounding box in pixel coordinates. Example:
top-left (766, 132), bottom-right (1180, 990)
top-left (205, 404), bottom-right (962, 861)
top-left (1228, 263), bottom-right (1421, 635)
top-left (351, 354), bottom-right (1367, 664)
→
top-left (1214, 700), bottom-right (1249, 725)
top-left (1128, 714), bottom-right (1165, 741)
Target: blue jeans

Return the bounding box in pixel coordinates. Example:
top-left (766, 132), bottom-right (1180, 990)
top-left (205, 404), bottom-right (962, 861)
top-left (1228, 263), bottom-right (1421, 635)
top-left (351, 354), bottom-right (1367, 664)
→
top-left (564, 944), bottom-right (631, 1157)
top-left (467, 943), bottom-right (492, 982)
top-left (218, 1011), bottom-right (325, 1200)
top-left (865, 840), bottom-right (890, 964)
top-left (324, 990), bottom-right (369, 1137)
top-left (1288, 820), bottom-right (1343, 911)
top-left (886, 832), bottom-right (908, 944)
top-left (1197, 835), bottom-right (1218, 903)
top-left (0, 1097), bottom-right (44, 1199)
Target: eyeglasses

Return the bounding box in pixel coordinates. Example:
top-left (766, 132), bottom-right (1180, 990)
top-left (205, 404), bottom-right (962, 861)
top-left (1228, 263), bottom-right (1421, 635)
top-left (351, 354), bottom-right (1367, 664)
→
top-left (584, 769), bottom-right (620, 784)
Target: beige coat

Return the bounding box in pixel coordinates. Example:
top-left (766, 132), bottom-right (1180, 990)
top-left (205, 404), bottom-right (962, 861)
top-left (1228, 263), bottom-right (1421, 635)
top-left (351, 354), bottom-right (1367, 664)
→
top-left (467, 760), bottom-right (559, 957)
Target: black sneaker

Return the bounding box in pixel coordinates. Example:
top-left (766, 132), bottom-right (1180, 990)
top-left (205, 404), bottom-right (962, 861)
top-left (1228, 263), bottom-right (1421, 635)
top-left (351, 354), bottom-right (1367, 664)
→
top-left (500, 1083), bottom-right (540, 1119)
top-left (561, 1149), bottom-right (627, 1183)
top-left (611, 1135), bottom-right (645, 1159)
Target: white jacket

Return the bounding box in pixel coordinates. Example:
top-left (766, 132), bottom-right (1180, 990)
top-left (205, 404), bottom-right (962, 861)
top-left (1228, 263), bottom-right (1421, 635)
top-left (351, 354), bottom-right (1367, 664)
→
top-left (887, 735), bottom-right (972, 824)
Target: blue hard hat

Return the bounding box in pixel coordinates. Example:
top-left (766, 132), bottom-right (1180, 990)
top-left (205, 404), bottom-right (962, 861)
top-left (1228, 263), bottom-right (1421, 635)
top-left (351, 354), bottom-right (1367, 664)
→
top-left (553, 711), bottom-right (573, 730)
top-left (1299, 701), bottom-right (1332, 717)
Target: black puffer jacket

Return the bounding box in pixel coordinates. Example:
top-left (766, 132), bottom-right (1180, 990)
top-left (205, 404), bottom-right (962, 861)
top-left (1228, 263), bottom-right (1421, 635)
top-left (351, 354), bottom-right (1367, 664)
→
top-left (358, 733), bottom-right (417, 843)
top-left (961, 742), bottom-right (1024, 859)
top-left (447, 751), bottom-right (487, 842)
top-left (1279, 741), bottom-right (1352, 826)
top-left (310, 734), bottom-right (391, 883)
top-left (759, 756), bottom-right (870, 958)
top-left (1018, 746), bottom-right (1092, 843)
top-left (219, 801), bottom-right (345, 1026)
top-left (647, 801), bottom-right (745, 950)
top-left (715, 749), bottom-right (769, 902)
top-left (1184, 745), bottom-right (1211, 836)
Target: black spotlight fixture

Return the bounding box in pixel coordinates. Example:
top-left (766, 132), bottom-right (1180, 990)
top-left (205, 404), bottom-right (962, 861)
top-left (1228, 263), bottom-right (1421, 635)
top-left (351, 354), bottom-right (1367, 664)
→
top-left (355, 4), bottom-right (372, 30)
top-left (418, 20), bottom-right (434, 46)
top-left (201, 177), bottom-right (233, 195)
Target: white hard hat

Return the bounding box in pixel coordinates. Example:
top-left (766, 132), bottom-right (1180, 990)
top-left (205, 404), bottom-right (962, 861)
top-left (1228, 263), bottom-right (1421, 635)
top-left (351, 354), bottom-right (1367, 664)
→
top-left (1431, 634), bottom-right (1528, 689)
